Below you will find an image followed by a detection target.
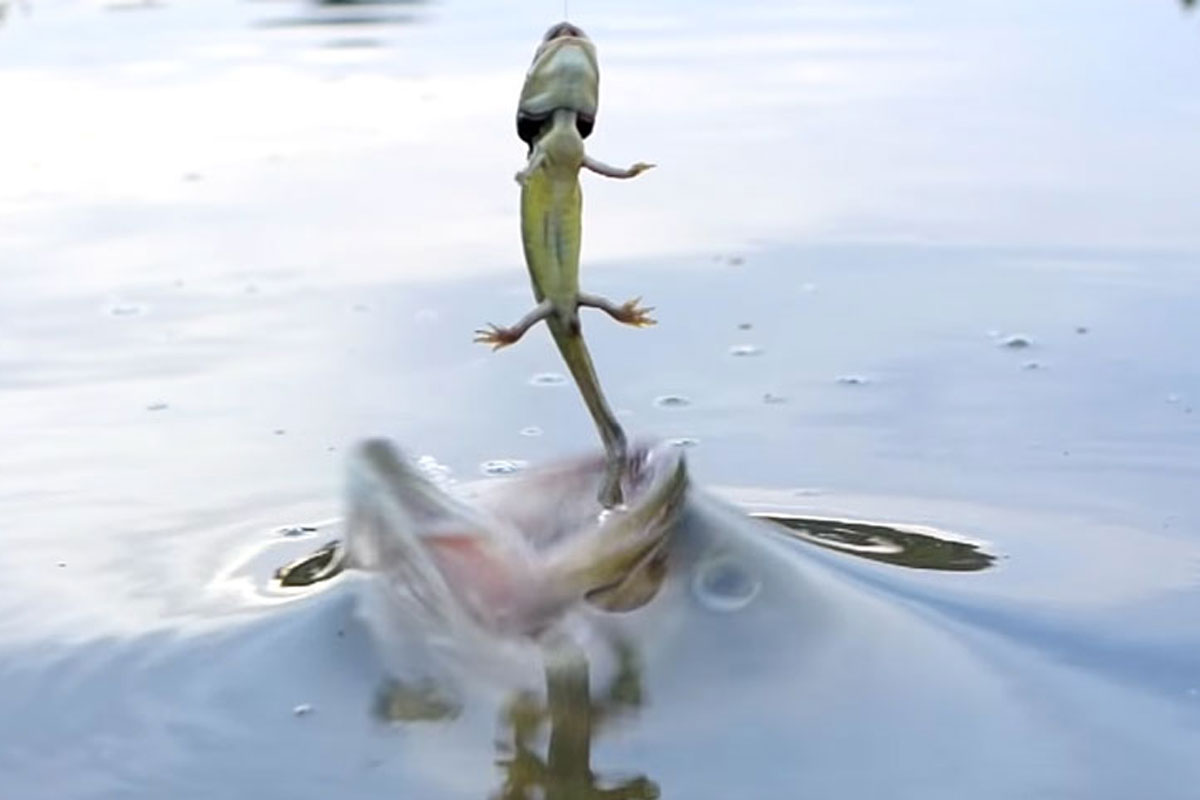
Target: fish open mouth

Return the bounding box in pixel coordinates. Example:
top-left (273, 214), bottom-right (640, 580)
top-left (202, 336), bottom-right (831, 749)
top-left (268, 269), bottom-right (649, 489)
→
top-left (542, 21), bottom-right (587, 42)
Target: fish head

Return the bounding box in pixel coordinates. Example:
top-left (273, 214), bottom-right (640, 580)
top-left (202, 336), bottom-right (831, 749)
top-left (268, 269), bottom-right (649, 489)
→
top-left (517, 21), bottom-right (599, 147)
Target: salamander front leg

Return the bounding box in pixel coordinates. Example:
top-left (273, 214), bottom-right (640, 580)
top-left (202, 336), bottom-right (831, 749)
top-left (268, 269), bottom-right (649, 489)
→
top-left (514, 145), bottom-right (548, 185)
top-left (474, 299), bottom-right (554, 350)
top-left (582, 156), bottom-right (655, 180)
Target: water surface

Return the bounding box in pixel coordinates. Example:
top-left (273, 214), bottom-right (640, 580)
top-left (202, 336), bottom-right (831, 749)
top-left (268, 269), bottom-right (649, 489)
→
top-left (2, 1), bottom-right (1199, 797)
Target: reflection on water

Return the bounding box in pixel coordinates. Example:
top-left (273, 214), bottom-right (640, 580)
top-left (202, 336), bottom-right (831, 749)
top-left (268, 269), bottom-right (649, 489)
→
top-left (254, 0), bottom-right (427, 30)
top-left (275, 539), bottom-right (343, 586)
top-left (758, 513), bottom-right (997, 572)
top-left (374, 676), bottom-right (462, 722)
top-left (492, 639), bottom-right (656, 800)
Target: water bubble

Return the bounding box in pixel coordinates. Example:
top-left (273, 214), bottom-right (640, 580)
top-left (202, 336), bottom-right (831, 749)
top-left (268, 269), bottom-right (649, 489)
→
top-left (1075, 326), bottom-right (1089, 335)
top-left (693, 554), bottom-right (760, 612)
top-left (999, 334), bottom-right (1032, 349)
top-left (727, 256), bottom-right (744, 266)
top-left (654, 395), bottom-right (691, 409)
top-left (763, 393), bottom-right (787, 404)
top-left (667, 437), bottom-right (700, 448)
top-left (520, 426), bottom-right (543, 437)
top-left (145, 402), bottom-right (169, 411)
top-left (480, 459), bottom-right (528, 476)
top-left (278, 525), bottom-right (318, 538)
top-left (1022, 361), bottom-right (1043, 370)
top-left (292, 704), bottom-right (314, 717)
top-left (737, 322), bottom-right (753, 330)
top-left (836, 375), bottom-right (868, 386)
top-left (729, 344), bottom-right (762, 357)
top-left (529, 372), bottom-right (567, 387)
top-left (273, 429), bottom-right (286, 436)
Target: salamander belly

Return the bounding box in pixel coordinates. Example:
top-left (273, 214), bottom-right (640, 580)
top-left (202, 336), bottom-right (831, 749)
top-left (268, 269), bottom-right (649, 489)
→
top-left (520, 170), bottom-right (582, 304)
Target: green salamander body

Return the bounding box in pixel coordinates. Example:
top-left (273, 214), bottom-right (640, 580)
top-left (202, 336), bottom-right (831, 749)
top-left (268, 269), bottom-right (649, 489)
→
top-left (475, 22), bottom-right (655, 509)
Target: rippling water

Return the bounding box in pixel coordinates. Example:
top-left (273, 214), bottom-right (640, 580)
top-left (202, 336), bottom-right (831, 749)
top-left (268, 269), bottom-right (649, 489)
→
top-left (2, 1), bottom-right (1200, 797)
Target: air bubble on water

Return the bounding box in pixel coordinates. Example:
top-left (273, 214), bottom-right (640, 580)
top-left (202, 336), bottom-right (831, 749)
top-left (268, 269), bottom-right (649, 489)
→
top-left (737, 322), bottom-right (753, 330)
top-left (729, 344), bottom-right (762, 357)
top-left (1075, 326), bottom-right (1089, 335)
top-left (836, 375), bottom-right (868, 386)
top-left (292, 704), bottom-right (314, 717)
top-left (520, 426), bottom-right (543, 437)
top-left (1000, 334), bottom-right (1032, 349)
top-left (529, 372), bottom-right (567, 387)
top-left (480, 459), bottom-right (528, 476)
top-left (654, 395), bottom-right (691, 409)
top-left (668, 437), bottom-right (699, 448)
top-left (763, 393), bottom-right (787, 404)
top-left (279, 525), bottom-right (318, 538)
top-left (145, 402), bottom-right (168, 411)
top-left (693, 554), bottom-right (761, 612)
top-left (108, 303), bottom-right (145, 317)
top-left (1022, 361), bottom-right (1043, 370)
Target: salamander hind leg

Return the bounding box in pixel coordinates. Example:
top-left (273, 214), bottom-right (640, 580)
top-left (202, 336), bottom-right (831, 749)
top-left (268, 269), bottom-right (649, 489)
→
top-left (474, 299), bottom-right (554, 350)
top-left (577, 292), bottom-right (656, 328)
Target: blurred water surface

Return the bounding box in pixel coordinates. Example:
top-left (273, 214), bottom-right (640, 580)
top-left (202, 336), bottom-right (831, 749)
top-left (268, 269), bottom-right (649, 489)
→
top-left (2, 1), bottom-right (1200, 798)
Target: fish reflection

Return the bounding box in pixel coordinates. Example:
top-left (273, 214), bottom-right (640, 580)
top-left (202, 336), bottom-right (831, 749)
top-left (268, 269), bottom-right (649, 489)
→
top-left (758, 513), bottom-right (996, 572)
top-left (369, 635), bottom-right (657, 799)
top-left (491, 639), bottom-right (657, 800)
